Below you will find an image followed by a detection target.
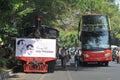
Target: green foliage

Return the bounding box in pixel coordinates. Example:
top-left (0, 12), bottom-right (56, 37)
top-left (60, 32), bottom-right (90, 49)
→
top-left (0, 55), bottom-right (17, 69)
top-left (0, 57), bottom-right (7, 68)
top-left (0, 0), bottom-right (120, 47)
top-left (59, 30), bottom-right (79, 47)
top-left (18, 8), bottom-right (35, 17)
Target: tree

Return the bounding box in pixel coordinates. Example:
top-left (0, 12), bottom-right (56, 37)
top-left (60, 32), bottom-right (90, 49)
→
top-left (59, 31), bottom-right (79, 47)
top-left (0, 0), bottom-right (120, 46)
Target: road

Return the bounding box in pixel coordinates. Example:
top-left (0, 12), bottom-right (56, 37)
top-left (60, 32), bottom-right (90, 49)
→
top-left (9, 60), bottom-right (120, 80)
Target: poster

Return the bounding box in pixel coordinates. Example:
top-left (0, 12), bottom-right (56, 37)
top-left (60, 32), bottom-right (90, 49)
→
top-left (16, 38), bottom-right (56, 58)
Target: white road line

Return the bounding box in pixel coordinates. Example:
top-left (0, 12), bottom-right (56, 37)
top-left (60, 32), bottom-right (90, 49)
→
top-left (66, 68), bottom-right (72, 80)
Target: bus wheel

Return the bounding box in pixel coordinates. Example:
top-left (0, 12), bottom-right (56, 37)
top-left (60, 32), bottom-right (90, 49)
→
top-left (104, 62), bottom-right (109, 66)
top-left (47, 60), bottom-right (55, 73)
top-left (98, 62), bottom-right (102, 66)
top-left (81, 62), bottom-right (87, 66)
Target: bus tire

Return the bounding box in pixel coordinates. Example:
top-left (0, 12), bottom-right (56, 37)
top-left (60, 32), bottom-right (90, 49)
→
top-left (81, 62), bottom-right (87, 66)
top-left (98, 62), bottom-right (102, 66)
top-left (47, 60), bottom-right (55, 73)
top-left (104, 62), bottom-right (109, 66)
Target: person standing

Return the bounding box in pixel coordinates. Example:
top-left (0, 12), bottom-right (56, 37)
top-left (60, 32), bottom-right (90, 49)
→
top-left (74, 52), bottom-right (81, 70)
top-left (60, 47), bottom-right (67, 68)
top-left (116, 48), bottom-right (120, 63)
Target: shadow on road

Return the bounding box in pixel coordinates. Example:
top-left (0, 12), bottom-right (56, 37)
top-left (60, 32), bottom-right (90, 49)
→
top-left (55, 61), bottom-right (111, 72)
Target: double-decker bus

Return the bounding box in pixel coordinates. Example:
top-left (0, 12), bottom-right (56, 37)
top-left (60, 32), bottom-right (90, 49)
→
top-left (78, 14), bottom-right (112, 66)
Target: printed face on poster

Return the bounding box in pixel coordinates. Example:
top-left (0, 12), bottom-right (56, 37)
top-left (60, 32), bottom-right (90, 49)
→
top-left (16, 38), bottom-right (56, 58)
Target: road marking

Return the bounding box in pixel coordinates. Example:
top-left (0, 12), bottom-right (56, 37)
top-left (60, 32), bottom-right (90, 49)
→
top-left (39, 74), bottom-right (46, 80)
top-left (66, 68), bottom-right (72, 80)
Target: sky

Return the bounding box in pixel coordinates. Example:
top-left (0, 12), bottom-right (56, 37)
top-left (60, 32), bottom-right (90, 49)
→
top-left (115, 0), bottom-right (120, 9)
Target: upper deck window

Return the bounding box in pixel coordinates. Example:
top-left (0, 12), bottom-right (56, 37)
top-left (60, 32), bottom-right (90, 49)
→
top-left (82, 15), bottom-right (109, 31)
top-left (82, 15), bottom-right (108, 24)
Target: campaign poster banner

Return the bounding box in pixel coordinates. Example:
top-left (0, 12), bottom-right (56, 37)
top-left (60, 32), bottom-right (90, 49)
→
top-left (16, 38), bottom-right (56, 58)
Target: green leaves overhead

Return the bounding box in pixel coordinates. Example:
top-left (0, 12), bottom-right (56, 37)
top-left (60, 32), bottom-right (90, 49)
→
top-left (0, 0), bottom-right (120, 47)
top-left (18, 8), bottom-right (35, 17)
top-left (59, 31), bottom-right (79, 47)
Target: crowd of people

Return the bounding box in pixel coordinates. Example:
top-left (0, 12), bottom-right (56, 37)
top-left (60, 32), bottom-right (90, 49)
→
top-left (112, 47), bottom-right (120, 63)
top-left (58, 47), bottom-right (81, 70)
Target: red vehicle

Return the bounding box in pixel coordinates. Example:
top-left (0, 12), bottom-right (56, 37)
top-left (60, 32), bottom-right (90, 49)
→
top-left (78, 14), bottom-right (112, 66)
top-left (15, 16), bottom-right (59, 73)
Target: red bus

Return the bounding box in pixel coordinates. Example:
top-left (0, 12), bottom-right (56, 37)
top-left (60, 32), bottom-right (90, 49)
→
top-left (78, 14), bottom-right (112, 66)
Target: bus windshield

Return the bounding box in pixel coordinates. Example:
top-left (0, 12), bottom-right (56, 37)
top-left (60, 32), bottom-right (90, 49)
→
top-left (81, 15), bottom-right (110, 51)
top-left (82, 31), bottom-right (110, 51)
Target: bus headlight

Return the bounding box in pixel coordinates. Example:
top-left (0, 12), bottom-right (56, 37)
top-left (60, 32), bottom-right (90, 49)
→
top-left (105, 53), bottom-right (111, 57)
top-left (84, 54), bottom-right (90, 58)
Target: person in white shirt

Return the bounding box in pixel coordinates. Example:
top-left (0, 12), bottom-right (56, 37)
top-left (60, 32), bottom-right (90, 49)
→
top-left (116, 48), bottom-right (120, 63)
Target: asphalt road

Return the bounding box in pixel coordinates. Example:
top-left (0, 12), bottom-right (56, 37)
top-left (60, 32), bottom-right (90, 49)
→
top-left (9, 60), bottom-right (120, 80)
